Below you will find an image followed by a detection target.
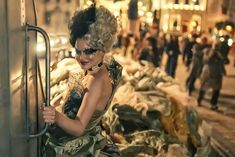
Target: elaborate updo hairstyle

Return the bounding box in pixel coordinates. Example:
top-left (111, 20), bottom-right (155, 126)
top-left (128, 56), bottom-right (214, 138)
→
top-left (69, 4), bottom-right (118, 53)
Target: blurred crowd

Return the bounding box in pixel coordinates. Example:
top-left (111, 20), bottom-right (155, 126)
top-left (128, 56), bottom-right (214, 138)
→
top-left (113, 23), bottom-right (233, 111)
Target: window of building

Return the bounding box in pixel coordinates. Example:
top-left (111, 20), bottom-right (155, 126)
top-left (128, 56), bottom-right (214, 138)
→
top-left (190, 15), bottom-right (201, 32)
top-left (194, 0), bottom-right (199, 5)
top-left (185, 0), bottom-right (189, 4)
top-left (162, 14), bottom-right (169, 32)
top-left (169, 14), bottom-right (181, 31)
top-left (175, 0), bottom-right (179, 4)
top-left (44, 11), bottom-right (51, 25)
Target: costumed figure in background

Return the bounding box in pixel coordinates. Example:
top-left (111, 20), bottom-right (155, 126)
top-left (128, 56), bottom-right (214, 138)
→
top-left (41, 4), bottom-right (122, 157)
top-left (186, 37), bottom-right (209, 96)
top-left (197, 41), bottom-right (226, 110)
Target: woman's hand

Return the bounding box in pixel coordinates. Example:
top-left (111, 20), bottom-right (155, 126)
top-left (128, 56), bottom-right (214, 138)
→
top-left (43, 106), bottom-right (58, 125)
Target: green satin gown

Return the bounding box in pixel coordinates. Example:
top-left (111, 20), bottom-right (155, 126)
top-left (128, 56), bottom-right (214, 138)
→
top-left (41, 58), bottom-right (122, 157)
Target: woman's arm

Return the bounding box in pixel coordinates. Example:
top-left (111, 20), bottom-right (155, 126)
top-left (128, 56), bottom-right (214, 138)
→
top-left (43, 76), bottom-right (105, 137)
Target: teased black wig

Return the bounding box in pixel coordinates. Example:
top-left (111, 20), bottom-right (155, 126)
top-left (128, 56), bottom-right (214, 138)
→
top-left (69, 4), bottom-right (96, 47)
top-left (69, 4), bottom-right (118, 52)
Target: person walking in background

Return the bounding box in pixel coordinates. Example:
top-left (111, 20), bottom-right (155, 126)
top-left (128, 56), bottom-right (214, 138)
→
top-left (197, 41), bottom-right (226, 110)
top-left (165, 34), bottom-right (180, 78)
top-left (183, 34), bottom-right (197, 70)
top-left (147, 36), bottom-right (160, 67)
top-left (219, 35), bottom-right (231, 65)
top-left (156, 32), bottom-right (166, 66)
top-left (138, 36), bottom-right (154, 65)
top-left (186, 37), bottom-right (209, 95)
top-left (123, 33), bottom-right (131, 56)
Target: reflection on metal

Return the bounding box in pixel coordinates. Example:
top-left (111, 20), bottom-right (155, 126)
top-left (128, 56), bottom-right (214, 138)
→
top-left (25, 23), bottom-right (51, 138)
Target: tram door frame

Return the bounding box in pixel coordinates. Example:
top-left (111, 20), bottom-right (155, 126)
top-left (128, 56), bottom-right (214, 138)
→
top-left (0, 0), bottom-right (49, 156)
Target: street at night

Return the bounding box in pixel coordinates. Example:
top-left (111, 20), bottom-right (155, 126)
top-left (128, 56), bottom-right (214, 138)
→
top-left (1, 0), bottom-right (235, 157)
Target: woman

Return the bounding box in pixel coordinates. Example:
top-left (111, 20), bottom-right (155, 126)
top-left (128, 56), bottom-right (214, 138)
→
top-left (41, 4), bottom-right (122, 157)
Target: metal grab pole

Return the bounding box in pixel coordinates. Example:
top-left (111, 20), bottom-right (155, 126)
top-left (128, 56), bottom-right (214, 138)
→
top-left (25, 23), bottom-right (50, 138)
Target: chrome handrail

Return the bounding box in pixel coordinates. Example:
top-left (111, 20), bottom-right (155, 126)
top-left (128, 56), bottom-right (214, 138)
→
top-left (25, 23), bottom-right (50, 138)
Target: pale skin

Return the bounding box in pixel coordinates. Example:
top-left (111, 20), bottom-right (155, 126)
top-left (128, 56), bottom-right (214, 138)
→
top-left (43, 38), bottom-right (113, 137)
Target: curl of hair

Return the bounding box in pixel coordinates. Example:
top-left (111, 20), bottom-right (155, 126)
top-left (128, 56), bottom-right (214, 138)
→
top-left (69, 5), bottom-right (118, 53)
top-left (69, 4), bottom-right (96, 47)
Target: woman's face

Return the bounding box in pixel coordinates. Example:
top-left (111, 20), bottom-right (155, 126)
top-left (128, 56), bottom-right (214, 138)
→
top-left (75, 38), bottom-right (104, 70)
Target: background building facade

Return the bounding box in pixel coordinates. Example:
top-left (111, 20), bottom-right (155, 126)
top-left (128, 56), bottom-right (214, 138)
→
top-left (35, 0), bottom-right (235, 37)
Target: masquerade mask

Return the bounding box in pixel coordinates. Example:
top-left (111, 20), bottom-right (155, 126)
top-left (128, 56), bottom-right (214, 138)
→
top-left (75, 47), bottom-right (98, 55)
